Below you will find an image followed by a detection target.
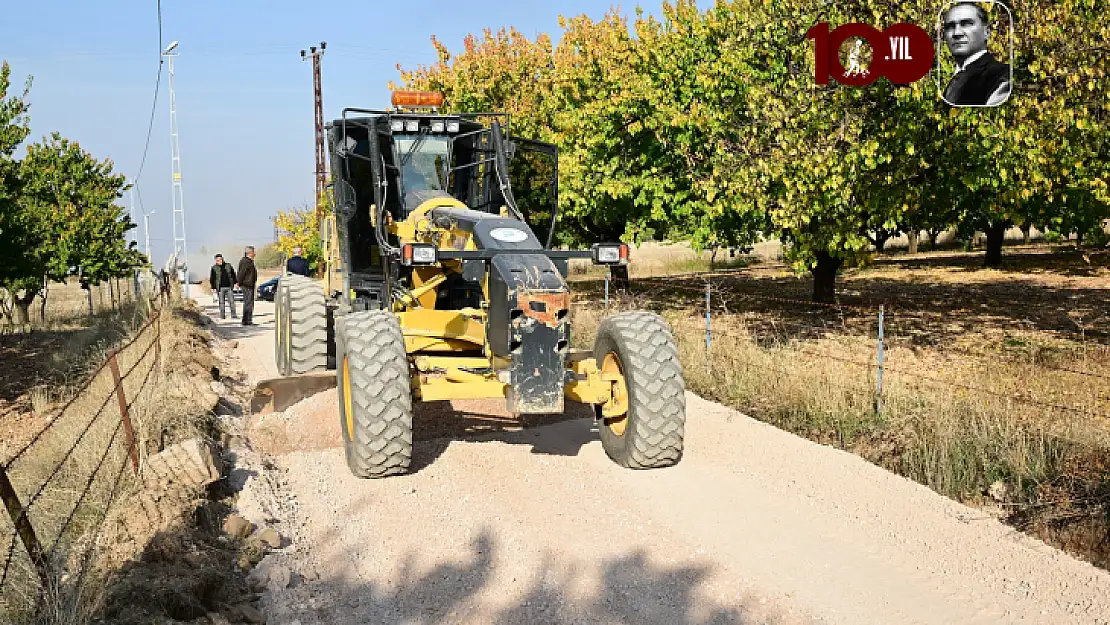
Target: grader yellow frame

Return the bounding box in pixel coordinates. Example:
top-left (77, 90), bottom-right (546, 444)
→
top-left (272, 92), bottom-right (686, 478)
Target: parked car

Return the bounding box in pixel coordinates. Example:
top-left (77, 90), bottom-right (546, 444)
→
top-left (257, 276), bottom-right (280, 302)
top-left (211, 285), bottom-right (245, 303)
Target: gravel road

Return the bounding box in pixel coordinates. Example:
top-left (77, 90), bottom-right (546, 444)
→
top-left (193, 294), bottom-right (1110, 625)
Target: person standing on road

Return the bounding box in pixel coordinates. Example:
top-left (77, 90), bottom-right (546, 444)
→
top-left (286, 246), bottom-right (310, 277)
top-left (209, 254), bottom-right (238, 320)
top-left (237, 246), bottom-right (258, 326)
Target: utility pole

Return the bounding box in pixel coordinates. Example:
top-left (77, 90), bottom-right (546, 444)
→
top-left (163, 40), bottom-right (190, 297)
top-left (300, 42), bottom-right (327, 222)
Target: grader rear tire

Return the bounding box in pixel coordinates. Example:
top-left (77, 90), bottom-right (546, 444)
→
top-left (594, 311), bottom-right (686, 468)
top-left (275, 275), bottom-right (328, 376)
top-left (337, 310), bottom-right (413, 478)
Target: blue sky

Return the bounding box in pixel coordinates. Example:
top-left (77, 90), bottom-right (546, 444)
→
top-left (1, 0), bottom-right (628, 271)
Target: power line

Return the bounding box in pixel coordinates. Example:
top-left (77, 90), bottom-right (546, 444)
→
top-left (134, 0), bottom-right (164, 186)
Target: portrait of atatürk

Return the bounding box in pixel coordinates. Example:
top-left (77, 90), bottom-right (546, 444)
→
top-left (940, 2), bottom-right (1012, 106)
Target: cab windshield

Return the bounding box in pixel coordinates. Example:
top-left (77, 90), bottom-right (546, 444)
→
top-left (395, 135), bottom-right (449, 194)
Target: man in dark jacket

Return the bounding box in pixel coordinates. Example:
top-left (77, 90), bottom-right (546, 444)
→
top-left (286, 246), bottom-right (310, 277)
top-left (941, 2), bottom-right (1011, 106)
top-left (237, 246), bottom-right (258, 326)
top-left (209, 254), bottom-right (237, 320)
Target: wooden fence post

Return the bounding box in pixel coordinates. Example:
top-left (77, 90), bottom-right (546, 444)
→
top-left (154, 313), bottom-right (162, 366)
top-left (107, 352), bottom-right (140, 474)
top-left (0, 467), bottom-right (49, 586)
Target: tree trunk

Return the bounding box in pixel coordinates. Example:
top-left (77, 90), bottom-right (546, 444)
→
top-left (1020, 223), bottom-right (1032, 245)
top-left (85, 287), bottom-right (94, 317)
top-left (984, 223), bottom-right (1008, 267)
top-left (810, 251), bottom-right (842, 303)
top-left (928, 229), bottom-right (941, 250)
top-left (871, 231), bottom-right (892, 253)
top-left (98, 283), bottom-right (104, 312)
top-left (13, 291), bottom-right (35, 326)
top-left (709, 246), bottom-right (719, 269)
top-left (907, 231), bottom-right (920, 254)
top-left (611, 264), bottom-right (630, 291)
top-left (39, 277), bottom-right (48, 323)
top-left (109, 279), bottom-right (116, 309)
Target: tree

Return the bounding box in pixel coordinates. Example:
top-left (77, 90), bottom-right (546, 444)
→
top-left (400, 7), bottom-right (767, 287)
top-left (274, 203), bottom-right (324, 272)
top-left (0, 62), bottom-right (32, 290)
top-left (255, 243), bottom-right (283, 270)
top-left (14, 133), bottom-right (140, 321)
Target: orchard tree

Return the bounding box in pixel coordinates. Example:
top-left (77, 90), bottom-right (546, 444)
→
top-left (16, 133), bottom-right (139, 320)
top-left (398, 28), bottom-right (561, 239)
top-left (274, 203), bottom-right (324, 272)
top-left (0, 62), bottom-right (32, 293)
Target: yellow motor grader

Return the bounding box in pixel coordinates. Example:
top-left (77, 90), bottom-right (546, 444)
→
top-left (271, 90), bottom-right (686, 478)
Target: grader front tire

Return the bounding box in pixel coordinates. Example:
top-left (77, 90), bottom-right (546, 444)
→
top-left (337, 310), bottom-right (414, 478)
top-left (593, 312), bottom-right (686, 469)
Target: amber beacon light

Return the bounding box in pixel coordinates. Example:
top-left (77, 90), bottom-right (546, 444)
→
top-left (391, 91), bottom-right (445, 108)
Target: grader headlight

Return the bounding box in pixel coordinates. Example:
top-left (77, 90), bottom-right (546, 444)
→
top-left (591, 243), bottom-right (629, 265)
top-left (402, 243), bottom-right (438, 266)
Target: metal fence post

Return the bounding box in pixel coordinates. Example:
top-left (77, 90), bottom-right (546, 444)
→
top-left (876, 305), bottom-right (885, 415)
top-left (705, 282), bottom-right (712, 361)
top-left (107, 352), bottom-right (141, 474)
top-left (0, 467), bottom-right (49, 586)
top-left (604, 269), bottom-right (610, 307)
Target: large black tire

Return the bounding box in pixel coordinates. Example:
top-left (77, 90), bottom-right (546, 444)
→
top-left (593, 311), bottom-right (686, 468)
top-left (337, 310), bottom-right (413, 478)
top-left (276, 275), bottom-right (328, 376)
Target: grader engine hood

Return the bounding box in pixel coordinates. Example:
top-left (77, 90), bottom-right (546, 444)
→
top-left (488, 254), bottom-right (570, 414)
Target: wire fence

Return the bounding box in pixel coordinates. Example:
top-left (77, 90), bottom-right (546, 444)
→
top-left (0, 283), bottom-right (171, 619)
top-left (575, 270), bottom-right (1110, 427)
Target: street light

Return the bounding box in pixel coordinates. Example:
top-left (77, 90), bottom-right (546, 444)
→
top-left (142, 209), bottom-right (156, 261)
top-left (162, 39), bottom-right (189, 296)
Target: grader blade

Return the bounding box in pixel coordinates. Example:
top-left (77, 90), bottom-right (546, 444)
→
top-left (250, 372), bottom-right (336, 415)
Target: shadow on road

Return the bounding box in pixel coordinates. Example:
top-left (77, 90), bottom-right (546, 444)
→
top-left (99, 521), bottom-right (789, 625)
top-left (266, 525), bottom-right (780, 625)
top-left (408, 402), bottom-right (597, 473)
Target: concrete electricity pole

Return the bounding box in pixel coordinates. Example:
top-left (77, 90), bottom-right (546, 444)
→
top-left (142, 209), bottom-right (155, 261)
top-left (163, 40), bottom-right (190, 297)
top-left (300, 42), bottom-right (327, 222)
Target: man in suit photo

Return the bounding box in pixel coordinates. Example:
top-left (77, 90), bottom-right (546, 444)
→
top-left (941, 2), bottom-right (1012, 106)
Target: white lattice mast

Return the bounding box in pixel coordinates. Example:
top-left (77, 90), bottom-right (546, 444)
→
top-left (164, 41), bottom-right (189, 296)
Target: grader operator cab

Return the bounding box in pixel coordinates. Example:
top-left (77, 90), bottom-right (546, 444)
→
top-left (271, 90), bottom-right (686, 478)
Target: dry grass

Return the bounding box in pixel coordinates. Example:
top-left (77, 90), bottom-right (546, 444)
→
top-left (567, 240), bottom-right (784, 279)
top-left (569, 246), bottom-right (1110, 568)
top-left (0, 288), bottom-right (220, 623)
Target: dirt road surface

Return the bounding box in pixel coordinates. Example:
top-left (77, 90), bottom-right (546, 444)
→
top-left (192, 293), bottom-right (1110, 625)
